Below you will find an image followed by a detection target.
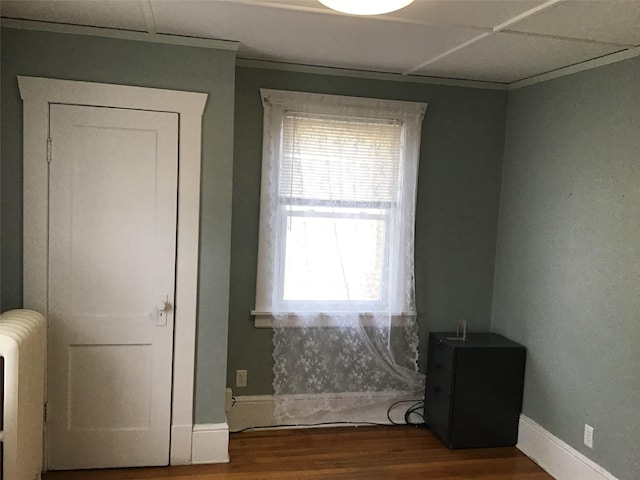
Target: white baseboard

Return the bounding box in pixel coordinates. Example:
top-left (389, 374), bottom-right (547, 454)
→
top-left (228, 395), bottom-right (276, 431)
top-left (227, 393), bottom-right (422, 432)
top-left (170, 424), bottom-right (193, 465)
top-left (517, 415), bottom-right (618, 480)
top-left (191, 423), bottom-right (230, 464)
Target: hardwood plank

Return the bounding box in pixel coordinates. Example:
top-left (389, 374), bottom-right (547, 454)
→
top-left (43, 426), bottom-right (553, 480)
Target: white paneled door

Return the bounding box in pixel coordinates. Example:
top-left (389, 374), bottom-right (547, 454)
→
top-left (47, 104), bottom-right (178, 470)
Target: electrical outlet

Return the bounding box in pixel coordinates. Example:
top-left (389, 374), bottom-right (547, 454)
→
top-left (584, 424), bottom-right (594, 448)
top-left (236, 369), bottom-right (248, 387)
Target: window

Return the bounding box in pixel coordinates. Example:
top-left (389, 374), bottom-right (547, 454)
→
top-left (253, 89), bottom-right (426, 324)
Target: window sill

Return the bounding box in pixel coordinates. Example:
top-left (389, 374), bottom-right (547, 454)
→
top-left (251, 311), bottom-right (417, 329)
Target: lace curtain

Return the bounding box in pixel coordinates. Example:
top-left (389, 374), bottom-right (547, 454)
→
top-left (254, 89), bottom-right (427, 423)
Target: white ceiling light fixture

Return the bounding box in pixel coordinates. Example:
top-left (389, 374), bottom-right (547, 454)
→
top-left (318, 0), bottom-right (415, 16)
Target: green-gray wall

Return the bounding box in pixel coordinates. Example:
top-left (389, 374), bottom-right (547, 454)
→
top-left (228, 66), bottom-right (508, 394)
top-left (492, 56), bottom-right (640, 480)
top-left (0, 27), bottom-right (235, 424)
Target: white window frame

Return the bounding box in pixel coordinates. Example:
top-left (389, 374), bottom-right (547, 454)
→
top-left (253, 89), bottom-right (427, 327)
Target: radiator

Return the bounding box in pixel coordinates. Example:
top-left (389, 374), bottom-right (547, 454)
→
top-left (0, 309), bottom-right (46, 480)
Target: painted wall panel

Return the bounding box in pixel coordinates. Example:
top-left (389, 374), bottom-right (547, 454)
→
top-left (493, 56), bottom-right (640, 480)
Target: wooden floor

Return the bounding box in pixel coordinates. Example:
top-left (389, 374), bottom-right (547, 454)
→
top-left (43, 426), bottom-right (553, 480)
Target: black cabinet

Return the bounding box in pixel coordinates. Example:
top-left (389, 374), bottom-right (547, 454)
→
top-left (424, 332), bottom-right (526, 449)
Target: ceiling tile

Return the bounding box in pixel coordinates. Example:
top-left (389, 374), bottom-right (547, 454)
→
top-left (508, 0), bottom-right (640, 46)
top-left (251, 0), bottom-right (545, 29)
top-left (151, 0), bottom-right (481, 73)
top-left (382, 0), bottom-right (547, 29)
top-left (1, 0), bottom-right (148, 31)
top-left (415, 31), bottom-right (624, 83)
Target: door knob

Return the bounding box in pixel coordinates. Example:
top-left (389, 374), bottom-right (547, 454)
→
top-left (155, 294), bottom-right (169, 326)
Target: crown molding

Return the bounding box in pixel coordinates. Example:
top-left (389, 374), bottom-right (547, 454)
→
top-left (509, 45), bottom-right (640, 90)
top-left (237, 58), bottom-right (508, 91)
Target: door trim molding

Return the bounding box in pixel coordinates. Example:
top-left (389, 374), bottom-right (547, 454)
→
top-left (18, 76), bottom-right (207, 466)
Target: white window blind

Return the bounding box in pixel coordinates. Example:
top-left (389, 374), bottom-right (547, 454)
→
top-left (280, 112), bottom-right (402, 204)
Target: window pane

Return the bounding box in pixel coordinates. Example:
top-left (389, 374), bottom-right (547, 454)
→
top-left (283, 213), bottom-right (386, 302)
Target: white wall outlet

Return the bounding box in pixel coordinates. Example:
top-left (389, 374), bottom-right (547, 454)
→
top-left (236, 369), bottom-right (248, 387)
top-left (584, 424), bottom-right (594, 448)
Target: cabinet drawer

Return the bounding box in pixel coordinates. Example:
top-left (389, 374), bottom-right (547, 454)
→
top-left (424, 382), bottom-right (451, 445)
top-left (427, 360), bottom-right (453, 394)
top-left (428, 335), bottom-right (454, 370)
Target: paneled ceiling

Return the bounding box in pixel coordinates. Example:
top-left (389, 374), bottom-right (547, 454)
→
top-left (2, 0), bottom-right (639, 85)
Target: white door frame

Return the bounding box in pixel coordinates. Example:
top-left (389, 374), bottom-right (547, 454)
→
top-left (19, 76), bottom-right (207, 466)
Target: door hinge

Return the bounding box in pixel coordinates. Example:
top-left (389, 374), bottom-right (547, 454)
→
top-left (44, 402), bottom-right (49, 423)
top-left (46, 137), bottom-right (52, 163)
